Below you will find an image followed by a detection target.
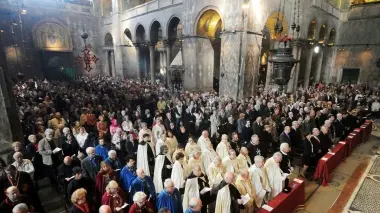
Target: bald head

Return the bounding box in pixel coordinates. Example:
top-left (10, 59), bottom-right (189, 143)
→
top-left (99, 205), bottom-right (112, 213)
top-left (189, 197), bottom-right (202, 211)
top-left (64, 156), bottom-right (72, 165)
top-left (136, 168), bottom-right (145, 178)
top-left (224, 172), bottom-right (235, 184)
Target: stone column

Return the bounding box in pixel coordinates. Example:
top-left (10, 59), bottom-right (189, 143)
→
top-left (164, 40), bottom-right (172, 87)
top-left (287, 40), bottom-right (303, 93)
top-left (314, 47), bottom-right (324, 82)
top-left (133, 43), bottom-right (141, 81)
top-left (148, 42), bottom-right (156, 82)
top-left (111, 0), bottom-right (123, 78)
top-left (265, 57), bottom-right (273, 91)
top-left (304, 49), bottom-right (313, 88)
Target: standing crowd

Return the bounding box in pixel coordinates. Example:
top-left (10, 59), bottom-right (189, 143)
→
top-left (2, 76), bottom-right (379, 213)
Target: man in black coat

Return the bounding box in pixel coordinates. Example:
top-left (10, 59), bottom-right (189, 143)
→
top-left (279, 143), bottom-right (292, 174)
top-left (289, 121), bottom-right (303, 153)
top-left (279, 126), bottom-right (292, 147)
top-left (318, 126), bottom-right (334, 156)
top-left (334, 113), bottom-right (345, 140)
top-left (81, 147), bottom-right (103, 183)
top-left (246, 135), bottom-right (263, 163)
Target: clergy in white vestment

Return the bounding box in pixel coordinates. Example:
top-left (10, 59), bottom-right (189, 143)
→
top-left (166, 130), bottom-right (178, 156)
top-left (236, 147), bottom-right (252, 173)
top-left (171, 152), bottom-right (187, 193)
top-left (153, 145), bottom-right (173, 193)
top-left (216, 134), bottom-right (231, 159)
top-left (222, 149), bottom-right (240, 174)
top-left (264, 152), bottom-right (284, 200)
top-left (185, 137), bottom-right (201, 157)
top-left (249, 156), bottom-right (271, 208)
top-left (197, 130), bottom-right (211, 152)
top-left (172, 144), bottom-right (188, 164)
top-left (209, 111), bottom-right (220, 138)
top-left (235, 170), bottom-right (256, 213)
top-left (155, 133), bottom-right (169, 156)
top-left (139, 122), bottom-right (156, 147)
top-left (202, 141), bottom-right (219, 172)
top-left (207, 157), bottom-right (225, 187)
top-left (183, 165), bottom-right (213, 213)
top-left (187, 150), bottom-right (205, 175)
top-left (152, 119), bottom-right (166, 145)
top-left (136, 134), bottom-right (155, 176)
top-left (211, 172), bottom-right (243, 213)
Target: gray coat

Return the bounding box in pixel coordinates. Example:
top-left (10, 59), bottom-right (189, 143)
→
top-left (38, 138), bottom-right (54, 166)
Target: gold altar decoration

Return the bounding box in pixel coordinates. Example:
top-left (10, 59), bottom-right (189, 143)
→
top-left (265, 12), bottom-right (289, 40)
top-left (33, 22), bottom-right (72, 52)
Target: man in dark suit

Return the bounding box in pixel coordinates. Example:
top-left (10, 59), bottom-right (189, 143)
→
top-left (279, 143), bottom-right (292, 174)
top-left (289, 121), bottom-right (302, 153)
top-left (81, 147), bottom-right (103, 183)
top-left (279, 126), bottom-right (292, 147)
top-left (334, 113), bottom-right (345, 140)
top-left (252, 116), bottom-right (263, 136)
top-left (318, 126), bottom-right (334, 157)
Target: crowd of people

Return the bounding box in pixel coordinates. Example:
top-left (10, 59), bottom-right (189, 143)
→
top-left (1, 75), bottom-right (379, 213)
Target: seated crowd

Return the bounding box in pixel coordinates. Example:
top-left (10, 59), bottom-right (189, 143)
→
top-left (1, 76), bottom-right (377, 213)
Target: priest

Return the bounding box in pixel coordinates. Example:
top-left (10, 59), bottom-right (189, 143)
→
top-left (136, 134), bottom-right (155, 176)
top-left (187, 150), bottom-right (205, 175)
top-left (264, 152), bottom-right (284, 200)
top-left (129, 168), bottom-right (156, 205)
top-left (235, 170), bottom-right (256, 213)
top-left (183, 165), bottom-right (213, 213)
top-left (157, 179), bottom-right (183, 213)
top-left (171, 152), bottom-right (187, 193)
top-left (211, 172), bottom-right (243, 213)
top-left (153, 145), bottom-right (173, 193)
top-left (197, 130), bottom-right (211, 152)
top-left (249, 156), bottom-right (271, 208)
top-left (236, 147), bottom-right (252, 173)
top-left (222, 149), bottom-right (239, 174)
top-left (216, 134), bottom-right (231, 159)
top-left (202, 141), bottom-right (219, 172)
top-left (207, 157), bottom-right (225, 187)
top-left (120, 155), bottom-right (137, 194)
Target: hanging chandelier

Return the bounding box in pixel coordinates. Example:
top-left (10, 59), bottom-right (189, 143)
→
top-left (76, 32), bottom-right (99, 72)
top-left (269, 0), bottom-right (300, 92)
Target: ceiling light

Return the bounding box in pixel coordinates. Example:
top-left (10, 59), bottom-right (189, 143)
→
top-left (314, 46), bottom-right (320, 53)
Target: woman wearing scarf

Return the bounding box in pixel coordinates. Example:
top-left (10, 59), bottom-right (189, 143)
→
top-left (101, 181), bottom-right (127, 213)
top-left (69, 188), bottom-right (96, 213)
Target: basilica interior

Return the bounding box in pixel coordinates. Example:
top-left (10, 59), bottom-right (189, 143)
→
top-left (0, 0), bottom-right (380, 213)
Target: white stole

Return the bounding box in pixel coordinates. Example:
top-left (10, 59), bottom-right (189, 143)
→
top-left (137, 144), bottom-right (150, 176)
top-left (264, 158), bottom-right (283, 200)
top-left (215, 185), bottom-right (231, 213)
top-left (171, 161), bottom-right (186, 189)
top-left (153, 155), bottom-right (166, 192)
top-left (183, 178), bottom-right (200, 212)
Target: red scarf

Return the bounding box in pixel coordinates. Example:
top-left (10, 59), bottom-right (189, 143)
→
top-left (74, 202), bottom-right (90, 213)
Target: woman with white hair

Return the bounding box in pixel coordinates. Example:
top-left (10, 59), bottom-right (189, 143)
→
top-left (128, 191), bottom-right (154, 213)
top-left (101, 181), bottom-right (126, 212)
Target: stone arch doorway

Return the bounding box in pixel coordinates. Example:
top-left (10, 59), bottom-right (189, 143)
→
top-left (104, 33), bottom-right (115, 77)
top-left (124, 28), bottom-right (132, 45)
top-left (149, 21), bottom-right (163, 81)
top-left (167, 16), bottom-right (182, 89)
top-left (135, 24), bottom-right (149, 79)
top-left (196, 9), bottom-right (222, 92)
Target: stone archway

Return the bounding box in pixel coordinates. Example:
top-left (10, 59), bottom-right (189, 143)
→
top-left (318, 23), bottom-right (327, 44)
top-left (327, 28), bottom-right (336, 46)
top-left (196, 9), bottom-right (223, 92)
top-left (307, 19), bottom-right (317, 41)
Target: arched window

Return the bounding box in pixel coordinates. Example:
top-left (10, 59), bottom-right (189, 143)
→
top-left (105, 33), bottom-right (113, 46)
top-left (307, 19), bottom-right (317, 40)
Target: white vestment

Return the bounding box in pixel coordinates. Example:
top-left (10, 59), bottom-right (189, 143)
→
top-left (202, 149), bottom-right (218, 174)
top-left (171, 161), bottom-right (186, 189)
top-left (207, 162), bottom-right (224, 187)
top-left (152, 124), bottom-right (166, 143)
top-left (197, 136), bottom-right (210, 152)
top-left (216, 142), bottom-right (230, 159)
top-left (210, 114), bottom-right (220, 137)
top-left (185, 142), bottom-right (201, 156)
top-left (215, 185), bottom-right (231, 213)
top-left (153, 155), bottom-right (166, 192)
top-left (187, 157), bottom-right (205, 175)
top-left (237, 154), bottom-right (252, 173)
top-left (183, 177), bottom-right (200, 212)
top-left (155, 139), bottom-right (166, 156)
top-left (264, 157), bottom-right (284, 200)
top-left (137, 144), bottom-right (152, 176)
top-left (249, 164), bottom-right (271, 207)
top-left (222, 156), bottom-right (239, 174)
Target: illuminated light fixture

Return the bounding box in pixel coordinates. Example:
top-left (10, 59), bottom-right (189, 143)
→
top-left (20, 9), bottom-right (27, 14)
top-left (314, 46), bottom-right (320, 53)
top-left (242, 0), bottom-right (249, 9)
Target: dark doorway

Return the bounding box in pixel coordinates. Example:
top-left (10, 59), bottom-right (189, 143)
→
top-left (39, 51), bottom-right (76, 80)
top-left (107, 51), bottom-right (113, 76)
top-left (341, 68), bottom-right (360, 84)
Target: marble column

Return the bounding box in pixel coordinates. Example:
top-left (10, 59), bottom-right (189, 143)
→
top-left (287, 40), bottom-right (303, 93)
top-left (148, 42), bottom-right (156, 82)
top-left (164, 40), bottom-right (172, 87)
top-left (111, 0), bottom-right (123, 78)
top-left (314, 47), bottom-right (324, 82)
top-left (265, 59), bottom-right (273, 91)
top-left (134, 43), bottom-right (141, 81)
top-left (304, 49), bottom-right (314, 88)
